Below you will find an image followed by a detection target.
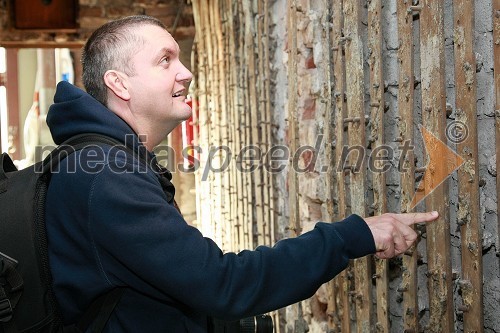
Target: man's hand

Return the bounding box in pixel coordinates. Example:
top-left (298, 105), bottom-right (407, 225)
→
top-left (364, 211), bottom-right (439, 259)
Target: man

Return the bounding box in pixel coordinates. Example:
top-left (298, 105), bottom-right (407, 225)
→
top-left (45, 15), bottom-right (438, 332)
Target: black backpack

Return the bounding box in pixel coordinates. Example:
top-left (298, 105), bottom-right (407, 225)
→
top-left (0, 134), bottom-right (130, 333)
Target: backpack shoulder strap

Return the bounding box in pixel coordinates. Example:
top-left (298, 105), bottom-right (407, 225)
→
top-left (42, 134), bottom-right (131, 333)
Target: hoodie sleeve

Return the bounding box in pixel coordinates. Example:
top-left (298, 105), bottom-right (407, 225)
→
top-left (87, 159), bottom-right (375, 320)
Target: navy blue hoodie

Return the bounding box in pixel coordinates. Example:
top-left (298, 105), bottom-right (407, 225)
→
top-left (45, 81), bottom-right (376, 332)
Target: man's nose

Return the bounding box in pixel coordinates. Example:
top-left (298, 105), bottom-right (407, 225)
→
top-left (176, 63), bottom-right (193, 83)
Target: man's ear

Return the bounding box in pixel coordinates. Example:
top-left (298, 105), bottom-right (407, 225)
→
top-left (103, 70), bottom-right (131, 101)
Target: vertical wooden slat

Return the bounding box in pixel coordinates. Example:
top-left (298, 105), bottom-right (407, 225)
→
top-left (287, 0), bottom-right (300, 238)
top-left (238, 0), bottom-right (249, 248)
top-left (226, 0), bottom-right (244, 252)
top-left (228, 0), bottom-right (239, 252)
top-left (222, 0), bottom-right (232, 250)
top-left (453, 1), bottom-right (484, 331)
top-left (204, 0), bottom-right (216, 241)
top-left (236, 0), bottom-right (252, 249)
top-left (285, 6), bottom-right (303, 328)
top-left (318, 0), bottom-right (333, 234)
top-left (209, 0), bottom-right (220, 246)
top-left (205, 0), bottom-right (222, 246)
top-left (255, 0), bottom-right (267, 247)
top-left (419, 0), bottom-right (454, 331)
top-left (284, 2), bottom-right (302, 327)
top-left (332, 1), bottom-right (352, 331)
top-left (319, 0), bottom-right (338, 330)
top-left (494, 0), bottom-right (500, 303)
top-left (191, 0), bottom-right (212, 239)
top-left (261, 0), bottom-right (275, 247)
top-left (396, 1), bottom-right (419, 331)
top-left (256, 0), bottom-right (273, 247)
top-left (242, 1), bottom-right (255, 249)
top-left (213, 0), bottom-right (232, 251)
top-left (216, 0), bottom-right (228, 249)
top-left (239, 0), bottom-right (251, 250)
top-left (221, 1), bottom-right (231, 247)
top-left (343, 0), bottom-right (373, 332)
top-left (367, 0), bottom-right (388, 331)
top-left (242, 0), bottom-right (265, 247)
top-left (220, 0), bottom-right (236, 251)
top-left (190, 2), bottom-right (201, 233)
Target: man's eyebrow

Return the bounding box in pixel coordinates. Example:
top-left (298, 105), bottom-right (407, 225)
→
top-left (156, 47), bottom-right (177, 59)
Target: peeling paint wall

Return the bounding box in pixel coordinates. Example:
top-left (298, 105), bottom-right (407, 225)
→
top-left (266, 0), bottom-right (499, 332)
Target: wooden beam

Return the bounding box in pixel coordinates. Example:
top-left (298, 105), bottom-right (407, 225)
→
top-left (317, 0), bottom-right (338, 330)
top-left (231, 1), bottom-right (250, 250)
top-left (242, 0), bottom-right (265, 247)
top-left (220, 0), bottom-right (237, 252)
top-left (453, 1), bottom-right (484, 331)
top-left (367, 0), bottom-right (388, 331)
top-left (493, 1), bottom-right (500, 327)
top-left (238, 0), bottom-right (254, 249)
top-left (212, 0), bottom-right (232, 251)
top-left (332, 0), bottom-right (352, 331)
top-left (191, 0), bottom-right (213, 241)
top-left (204, 0), bottom-right (222, 246)
top-left (343, 0), bottom-right (373, 331)
top-left (396, 1), bottom-right (419, 332)
top-left (287, 0), bottom-right (300, 238)
top-left (284, 4), bottom-right (306, 328)
top-left (419, 1), bottom-right (454, 331)
top-left (257, 0), bottom-right (275, 247)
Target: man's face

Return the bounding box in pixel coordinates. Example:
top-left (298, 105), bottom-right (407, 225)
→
top-left (126, 24), bottom-right (193, 134)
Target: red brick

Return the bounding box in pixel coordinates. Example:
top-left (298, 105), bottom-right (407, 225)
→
top-left (305, 54), bottom-right (316, 69)
top-left (302, 98), bottom-right (316, 120)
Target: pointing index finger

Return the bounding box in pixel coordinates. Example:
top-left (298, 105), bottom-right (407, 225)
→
top-left (397, 211), bottom-right (439, 226)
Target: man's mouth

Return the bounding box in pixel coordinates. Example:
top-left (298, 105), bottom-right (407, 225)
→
top-left (172, 89), bottom-right (185, 98)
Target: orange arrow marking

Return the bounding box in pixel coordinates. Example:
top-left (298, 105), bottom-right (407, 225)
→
top-left (410, 125), bottom-right (465, 209)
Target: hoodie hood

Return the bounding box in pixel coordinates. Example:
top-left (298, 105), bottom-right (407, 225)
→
top-left (46, 81), bottom-right (176, 201)
top-left (47, 81), bottom-right (137, 146)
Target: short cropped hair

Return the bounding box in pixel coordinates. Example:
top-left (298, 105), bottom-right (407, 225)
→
top-left (82, 15), bottom-right (167, 105)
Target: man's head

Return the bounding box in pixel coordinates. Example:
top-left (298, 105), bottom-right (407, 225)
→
top-left (81, 15), bottom-right (193, 149)
top-left (82, 15), bottom-right (165, 106)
